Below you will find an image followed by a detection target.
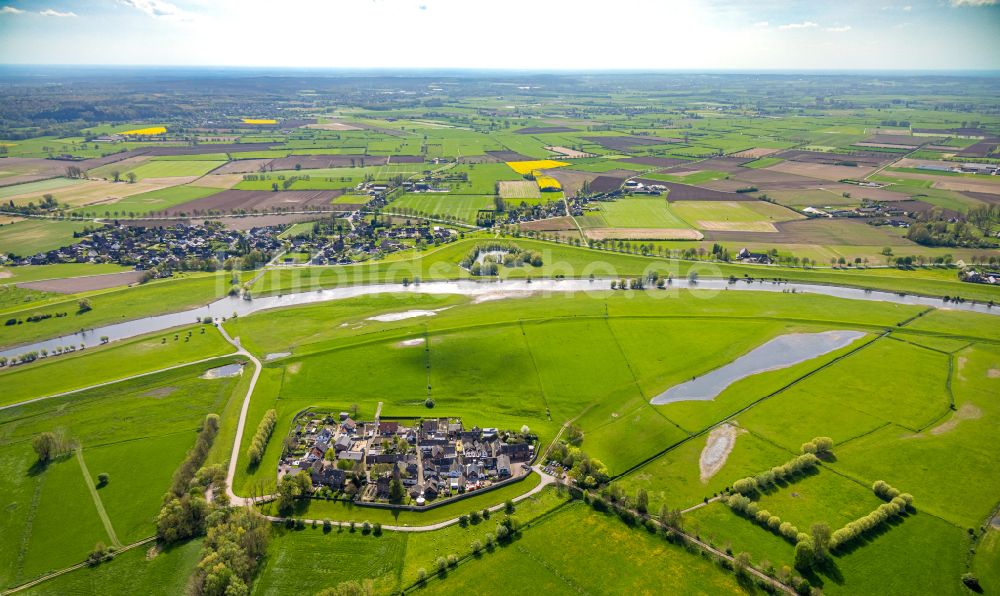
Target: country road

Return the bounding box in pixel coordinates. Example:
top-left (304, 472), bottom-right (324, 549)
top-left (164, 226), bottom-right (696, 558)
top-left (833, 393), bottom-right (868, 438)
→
top-left (218, 324), bottom-right (263, 507)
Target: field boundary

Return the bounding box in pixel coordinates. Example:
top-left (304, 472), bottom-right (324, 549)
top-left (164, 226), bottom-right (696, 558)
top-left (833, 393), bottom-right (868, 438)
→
top-left (75, 447), bottom-right (121, 547)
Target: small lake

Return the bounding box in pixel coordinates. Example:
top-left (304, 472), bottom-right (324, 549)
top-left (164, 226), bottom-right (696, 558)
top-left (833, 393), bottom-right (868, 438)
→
top-left (650, 330), bottom-right (866, 405)
top-left (199, 363), bottom-right (244, 379)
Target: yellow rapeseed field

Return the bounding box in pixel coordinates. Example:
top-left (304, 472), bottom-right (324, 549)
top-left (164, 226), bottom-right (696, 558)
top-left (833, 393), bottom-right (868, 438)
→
top-left (505, 159), bottom-right (569, 175)
top-left (242, 118), bottom-right (278, 125)
top-left (534, 173), bottom-right (562, 190)
top-left (120, 126), bottom-right (167, 135)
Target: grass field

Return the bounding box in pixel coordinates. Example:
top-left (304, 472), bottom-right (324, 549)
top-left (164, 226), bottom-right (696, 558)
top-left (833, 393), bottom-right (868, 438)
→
top-left (419, 502), bottom-right (750, 595)
top-left (390, 193), bottom-right (495, 223)
top-left (598, 197), bottom-right (692, 228)
top-left (0, 359), bottom-right (243, 589)
top-left (0, 177), bottom-right (86, 199)
top-left (0, 219), bottom-right (94, 257)
top-left (671, 200), bottom-right (803, 229)
top-left (121, 160), bottom-right (226, 180)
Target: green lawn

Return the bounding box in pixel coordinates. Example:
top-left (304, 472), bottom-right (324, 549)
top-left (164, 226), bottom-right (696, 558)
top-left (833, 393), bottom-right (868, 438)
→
top-left (419, 502), bottom-right (750, 595)
top-left (0, 323), bottom-right (233, 407)
top-left (598, 197), bottom-right (692, 228)
top-left (122, 160), bottom-right (226, 180)
top-left (0, 219), bottom-right (94, 257)
top-left (391, 193), bottom-right (495, 223)
top-left (0, 177), bottom-right (86, 200)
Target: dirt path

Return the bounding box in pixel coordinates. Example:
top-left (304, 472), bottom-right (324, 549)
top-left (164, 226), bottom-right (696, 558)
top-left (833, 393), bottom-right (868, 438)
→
top-left (75, 447), bottom-right (121, 547)
top-left (219, 325), bottom-right (263, 507)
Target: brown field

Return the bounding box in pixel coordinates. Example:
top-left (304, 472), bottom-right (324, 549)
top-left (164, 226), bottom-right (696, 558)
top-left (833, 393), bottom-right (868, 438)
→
top-left (589, 175), bottom-right (626, 194)
top-left (932, 180), bottom-right (1000, 195)
top-left (539, 168), bottom-right (599, 198)
top-left (544, 146), bottom-right (594, 159)
top-left (702, 218), bottom-right (911, 246)
top-left (956, 140), bottom-right (999, 158)
top-left (498, 180), bottom-right (541, 200)
top-left (960, 191), bottom-right (1000, 205)
top-left (17, 270), bottom-right (146, 294)
top-left (776, 149), bottom-right (893, 167)
top-left (211, 159), bottom-right (275, 175)
top-left (515, 126), bottom-right (579, 134)
top-left (7, 178), bottom-right (189, 208)
top-left (0, 216), bottom-right (24, 225)
top-left (730, 147), bottom-right (781, 159)
top-left (634, 179), bottom-right (750, 202)
top-left (584, 228), bottom-right (703, 240)
top-left (268, 154), bottom-right (389, 170)
top-left (386, 155), bottom-right (425, 164)
top-left (696, 220), bottom-right (778, 232)
top-left (619, 156), bottom-right (691, 168)
top-left (582, 136), bottom-right (682, 151)
top-left (191, 174), bottom-right (244, 189)
top-left (687, 157), bottom-right (753, 173)
top-left (726, 169), bottom-right (822, 190)
top-left (163, 189), bottom-right (345, 215)
top-left (485, 150), bottom-right (533, 162)
top-left (518, 216), bottom-right (578, 231)
top-left (0, 158), bottom-right (69, 186)
top-left (767, 160), bottom-right (877, 182)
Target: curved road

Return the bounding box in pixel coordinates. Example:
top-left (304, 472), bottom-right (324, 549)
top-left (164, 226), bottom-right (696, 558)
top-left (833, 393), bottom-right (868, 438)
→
top-left (218, 324), bottom-right (262, 508)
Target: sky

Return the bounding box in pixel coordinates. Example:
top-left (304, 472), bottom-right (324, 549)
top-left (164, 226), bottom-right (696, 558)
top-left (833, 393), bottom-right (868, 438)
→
top-left (0, 0), bottom-right (998, 70)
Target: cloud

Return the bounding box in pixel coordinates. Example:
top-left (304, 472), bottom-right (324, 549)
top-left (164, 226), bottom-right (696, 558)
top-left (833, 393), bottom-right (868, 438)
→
top-left (903, 5), bottom-right (912, 10)
top-left (40, 8), bottom-right (77, 17)
top-left (752, 21), bottom-right (768, 27)
top-left (0, 5), bottom-right (24, 14)
top-left (120, 0), bottom-right (193, 20)
top-left (826, 25), bottom-right (852, 32)
top-left (778, 21), bottom-right (818, 30)
top-left (950, 0), bottom-right (997, 5)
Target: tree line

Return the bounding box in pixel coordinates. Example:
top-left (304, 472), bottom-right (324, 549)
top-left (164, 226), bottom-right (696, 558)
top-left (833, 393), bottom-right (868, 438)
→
top-left (246, 409), bottom-right (277, 466)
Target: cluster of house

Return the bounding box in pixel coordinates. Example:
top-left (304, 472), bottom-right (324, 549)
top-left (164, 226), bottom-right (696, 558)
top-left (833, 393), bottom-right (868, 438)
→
top-left (915, 162), bottom-right (999, 176)
top-left (623, 180), bottom-right (666, 195)
top-left (736, 248), bottom-right (773, 264)
top-left (303, 222), bottom-right (457, 265)
top-left (284, 414), bottom-right (535, 504)
top-left (2, 222), bottom-right (282, 268)
top-left (803, 201), bottom-right (912, 228)
top-left (959, 268), bottom-right (1000, 285)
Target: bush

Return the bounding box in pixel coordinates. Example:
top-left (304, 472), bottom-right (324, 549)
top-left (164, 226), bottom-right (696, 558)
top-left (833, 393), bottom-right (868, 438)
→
top-left (962, 573), bottom-right (981, 591)
top-left (416, 568), bottom-right (427, 583)
top-left (424, 398), bottom-right (435, 409)
top-left (471, 539), bottom-right (483, 554)
top-left (97, 472), bottom-right (110, 487)
top-left (373, 522), bottom-right (382, 536)
top-left (436, 556), bottom-right (447, 574)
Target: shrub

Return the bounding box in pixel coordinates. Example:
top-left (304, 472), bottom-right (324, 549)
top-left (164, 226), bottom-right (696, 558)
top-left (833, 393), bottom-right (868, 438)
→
top-left (97, 472), bottom-right (110, 487)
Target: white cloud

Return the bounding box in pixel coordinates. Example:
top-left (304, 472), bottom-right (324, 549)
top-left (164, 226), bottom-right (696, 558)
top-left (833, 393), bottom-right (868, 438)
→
top-left (826, 25), bottom-right (852, 32)
top-left (0, 5), bottom-right (24, 14)
top-left (752, 21), bottom-right (768, 27)
top-left (903, 5), bottom-right (912, 10)
top-left (778, 21), bottom-right (818, 30)
top-left (950, 0), bottom-right (997, 5)
top-left (40, 8), bottom-right (77, 17)
top-left (120, 0), bottom-right (193, 21)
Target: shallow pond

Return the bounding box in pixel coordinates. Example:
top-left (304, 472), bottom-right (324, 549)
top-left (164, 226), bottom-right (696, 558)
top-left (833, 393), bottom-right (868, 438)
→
top-left (650, 330), bottom-right (866, 405)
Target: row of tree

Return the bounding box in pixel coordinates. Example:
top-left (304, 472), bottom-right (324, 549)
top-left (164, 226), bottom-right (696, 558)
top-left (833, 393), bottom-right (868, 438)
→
top-left (155, 414), bottom-right (221, 543)
top-left (829, 485), bottom-right (913, 551)
top-left (731, 452), bottom-right (821, 496)
top-left (246, 409), bottom-right (277, 466)
top-left (726, 493), bottom-right (802, 543)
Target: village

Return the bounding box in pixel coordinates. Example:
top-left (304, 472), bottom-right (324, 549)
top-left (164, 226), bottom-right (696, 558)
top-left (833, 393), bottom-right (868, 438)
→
top-left (280, 413), bottom-right (536, 506)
